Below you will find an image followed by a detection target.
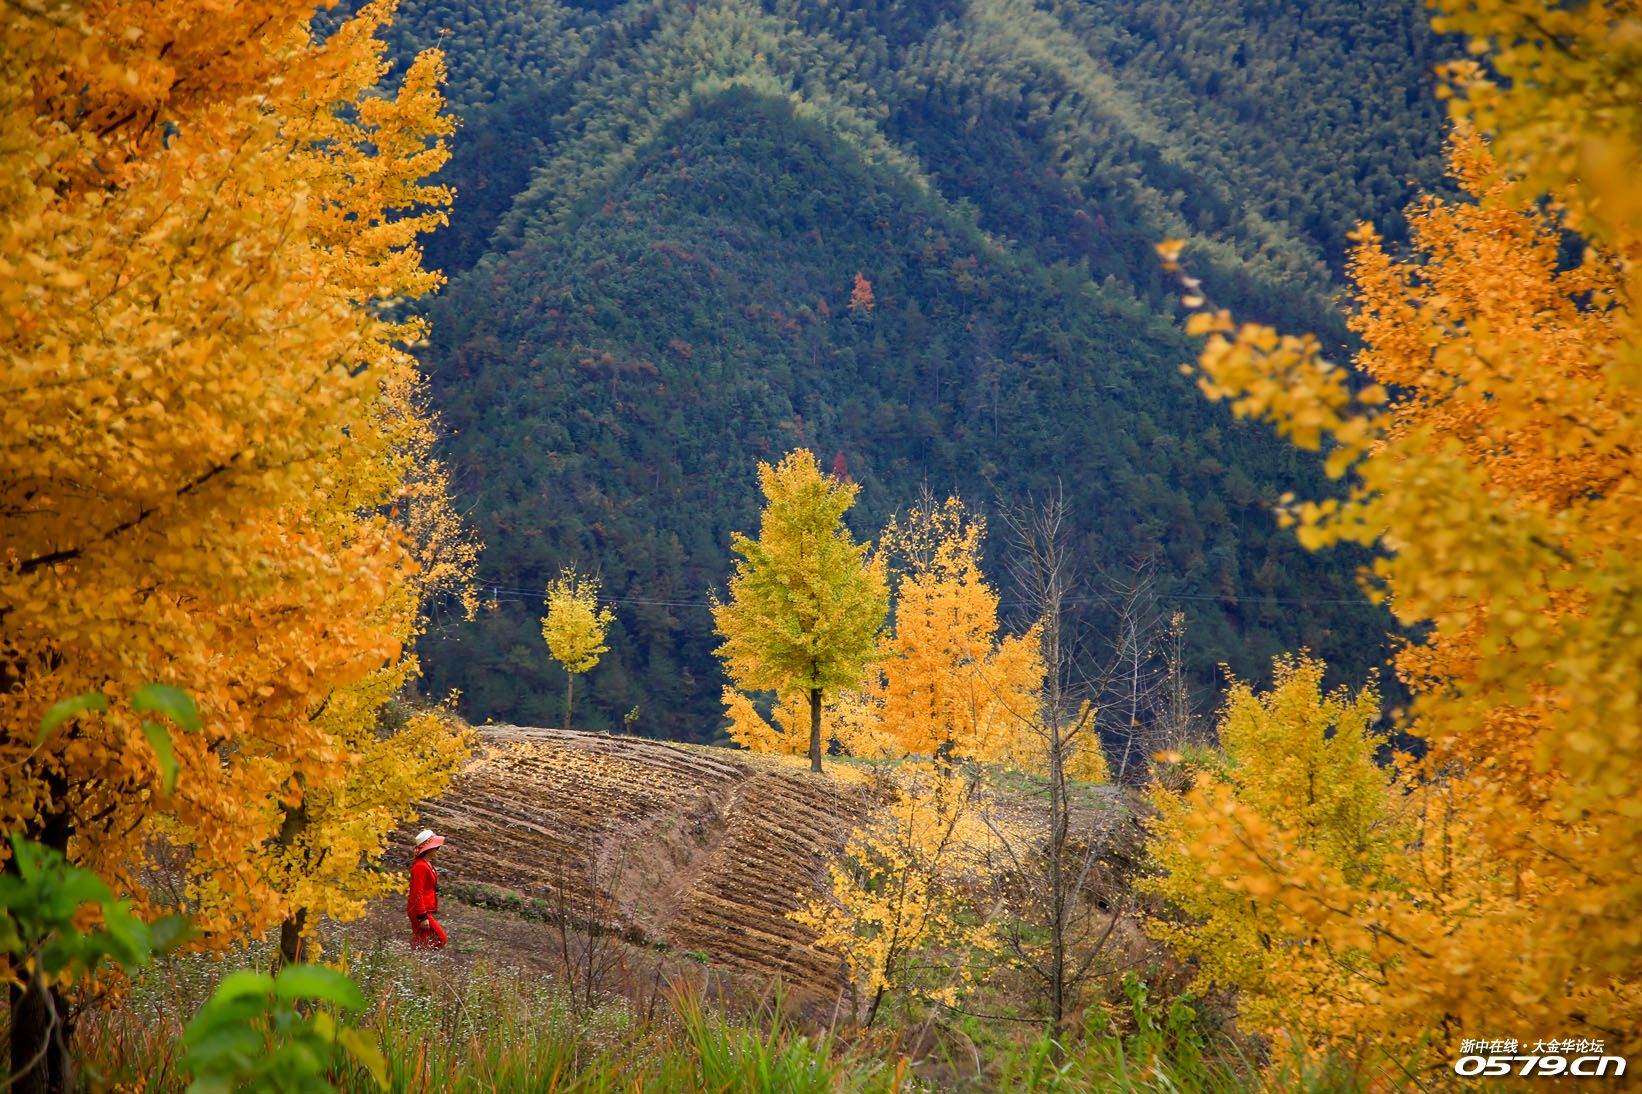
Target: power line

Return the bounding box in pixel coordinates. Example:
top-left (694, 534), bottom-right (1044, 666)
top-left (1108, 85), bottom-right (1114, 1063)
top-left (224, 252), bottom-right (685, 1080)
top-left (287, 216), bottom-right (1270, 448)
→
top-left (472, 576), bottom-right (1373, 612)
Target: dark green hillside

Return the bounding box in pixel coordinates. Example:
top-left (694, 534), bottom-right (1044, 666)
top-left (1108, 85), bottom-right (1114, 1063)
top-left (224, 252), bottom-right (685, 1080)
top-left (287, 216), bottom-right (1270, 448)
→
top-left (419, 83), bottom-right (1394, 738)
top-left (880, 0), bottom-right (1450, 342)
top-left (401, 0), bottom-right (1448, 330)
top-left (352, 0), bottom-right (1454, 740)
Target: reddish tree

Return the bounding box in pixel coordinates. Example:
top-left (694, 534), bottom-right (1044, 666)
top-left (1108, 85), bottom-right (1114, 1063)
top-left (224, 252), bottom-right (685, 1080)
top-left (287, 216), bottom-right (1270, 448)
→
top-left (831, 451), bottom-right (852, 483)
top-left (850, 272), bottom-right (875, 314)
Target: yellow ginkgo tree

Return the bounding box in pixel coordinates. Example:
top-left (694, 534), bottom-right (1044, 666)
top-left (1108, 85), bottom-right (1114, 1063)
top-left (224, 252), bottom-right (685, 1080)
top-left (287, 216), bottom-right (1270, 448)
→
top-left (1152, 0), bottom-right (1642, 1067)
top-left (721, 685), bottom-right (896, 759)
top-left (793, 760), bottom-right (1001, 1027)
top-left (270, 372), bottom-right (481, 966)
top-left (542, 567), bottom-right (616, 730)
top-left (2, 0), bottom-right (456, 917)
top-left (874, 495), bottom-right (1047, 766)
top-left (0, 0), bottom-right (470, 1072)
top-left (713, 450), bottom-right (889, 773)
top-left (1143, 655), bottom-right (1403, 1042)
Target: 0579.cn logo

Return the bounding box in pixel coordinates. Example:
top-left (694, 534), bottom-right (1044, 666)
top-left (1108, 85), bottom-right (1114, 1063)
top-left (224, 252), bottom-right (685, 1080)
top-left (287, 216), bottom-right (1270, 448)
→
top-left (1453, 1038), bottom-right (1626, 1079)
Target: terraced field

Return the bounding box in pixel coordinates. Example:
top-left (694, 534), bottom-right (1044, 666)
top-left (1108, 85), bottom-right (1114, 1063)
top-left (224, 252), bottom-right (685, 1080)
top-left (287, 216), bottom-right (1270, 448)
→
top-left (403, 728), bottom-right (880, 989)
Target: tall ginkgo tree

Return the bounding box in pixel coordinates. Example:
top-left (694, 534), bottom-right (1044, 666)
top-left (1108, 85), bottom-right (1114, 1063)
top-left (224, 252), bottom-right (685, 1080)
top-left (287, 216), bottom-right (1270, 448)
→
top-left (542, 567), bottom-right (615, 730)
top-left (270, 372), bottom-right (481, 967)
top-left (1, 0), bottom-right (466, 1075)
top-left (1156, 0), bottom-right (1642, 1068)
top-left (714, 450), bottom-right (889, 773)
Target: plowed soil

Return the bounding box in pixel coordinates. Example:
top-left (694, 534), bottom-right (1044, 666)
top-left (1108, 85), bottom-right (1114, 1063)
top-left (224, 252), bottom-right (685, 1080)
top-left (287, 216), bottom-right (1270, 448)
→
top-left (388, 728), bottom-right (880, 992)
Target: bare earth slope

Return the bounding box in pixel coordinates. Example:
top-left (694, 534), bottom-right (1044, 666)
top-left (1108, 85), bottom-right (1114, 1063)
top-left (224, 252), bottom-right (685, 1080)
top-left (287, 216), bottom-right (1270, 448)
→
top-left (400, 727), bottom-right (878, 989)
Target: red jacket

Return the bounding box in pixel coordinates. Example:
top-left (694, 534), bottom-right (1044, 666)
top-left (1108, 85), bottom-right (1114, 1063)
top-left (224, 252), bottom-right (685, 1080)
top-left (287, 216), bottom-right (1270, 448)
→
top-left (408, 856), bottom-right (438, 919)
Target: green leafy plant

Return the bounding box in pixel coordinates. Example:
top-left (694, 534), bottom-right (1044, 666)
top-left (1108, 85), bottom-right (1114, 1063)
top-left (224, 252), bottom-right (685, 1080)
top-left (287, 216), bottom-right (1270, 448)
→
top-left (3, 688), bottom-right (200, 1089)
top-left (6, 689), bottom-right (384, 1094)
top-left (0, 834), bottom-right (193, 979)
top-left (180, 963), bottom-right (387, 1093)
top-left (1107, 974), bottom-right (1209, 1081)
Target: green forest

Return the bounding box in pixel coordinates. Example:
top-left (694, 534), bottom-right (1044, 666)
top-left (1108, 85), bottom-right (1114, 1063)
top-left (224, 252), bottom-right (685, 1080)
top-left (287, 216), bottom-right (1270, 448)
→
top-left (377, 0), bottom-right (1451, 738)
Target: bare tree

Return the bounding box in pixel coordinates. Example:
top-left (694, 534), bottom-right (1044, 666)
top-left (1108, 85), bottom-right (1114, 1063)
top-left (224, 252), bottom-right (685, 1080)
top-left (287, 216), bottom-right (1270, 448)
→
top-left (982, 487), bottom-right (1138, 1041)
top-left (550, 838), bottom-right (633, 1020)
top-left (1093, 561), bottom-right (1169, 783)
top-left (1154, 610), bottom-right (1197, 754)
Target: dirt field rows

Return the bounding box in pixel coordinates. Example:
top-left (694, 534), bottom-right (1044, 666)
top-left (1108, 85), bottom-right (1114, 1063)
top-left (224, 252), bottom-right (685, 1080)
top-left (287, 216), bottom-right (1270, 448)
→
top-left (398, 728), bottom-right (880, 990)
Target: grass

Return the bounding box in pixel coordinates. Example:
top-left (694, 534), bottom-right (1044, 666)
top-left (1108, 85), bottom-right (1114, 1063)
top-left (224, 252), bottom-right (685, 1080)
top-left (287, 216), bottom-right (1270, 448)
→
top-left (72, 939), bottom-right (911, 1093)
top-left (69, 936), bottom-right (1399, 1093)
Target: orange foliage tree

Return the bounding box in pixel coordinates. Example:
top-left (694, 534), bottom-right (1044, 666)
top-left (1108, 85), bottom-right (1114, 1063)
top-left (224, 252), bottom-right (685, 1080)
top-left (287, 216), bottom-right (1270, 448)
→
top-left (1155, 0), bottom-right (1642, 1068)
top-left (1, 0), bottom-right (465, 974)
top-left (873, 495), bottom-right (1046, 765)
top-left (849, 272), bottom-right (876, 314)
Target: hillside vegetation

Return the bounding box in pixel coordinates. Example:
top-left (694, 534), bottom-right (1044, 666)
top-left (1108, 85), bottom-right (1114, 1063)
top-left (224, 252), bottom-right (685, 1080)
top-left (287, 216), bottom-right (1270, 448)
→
top-left (368, 0), bottom-right (1452, 736)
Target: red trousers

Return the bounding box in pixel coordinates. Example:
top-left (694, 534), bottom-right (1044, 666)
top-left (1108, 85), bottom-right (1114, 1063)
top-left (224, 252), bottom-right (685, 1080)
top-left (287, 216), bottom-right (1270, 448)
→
top-left (411, 914), bottom-right (447, 950)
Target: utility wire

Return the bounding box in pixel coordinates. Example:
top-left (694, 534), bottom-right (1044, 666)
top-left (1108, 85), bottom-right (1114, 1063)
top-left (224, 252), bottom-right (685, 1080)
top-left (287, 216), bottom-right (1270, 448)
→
top-left (471, 577), bottom-right (1373, 611)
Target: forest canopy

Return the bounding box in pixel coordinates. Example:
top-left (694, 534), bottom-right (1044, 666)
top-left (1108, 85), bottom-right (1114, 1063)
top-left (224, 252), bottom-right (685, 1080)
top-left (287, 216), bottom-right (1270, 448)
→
top-left (371, 0), bottom-right (1450, 738)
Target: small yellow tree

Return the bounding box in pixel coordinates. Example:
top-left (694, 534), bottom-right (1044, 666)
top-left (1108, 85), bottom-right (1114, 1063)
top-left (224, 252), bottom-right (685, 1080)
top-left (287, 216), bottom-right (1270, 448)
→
top-left (714, 450), bottom-right (889, 772)
top-left (1143, 655), bottom-right (1404, 1045)
top-left (542, 568), bottom-right (615, 730)
top-left (794, 761), bottom-right (999, 1027)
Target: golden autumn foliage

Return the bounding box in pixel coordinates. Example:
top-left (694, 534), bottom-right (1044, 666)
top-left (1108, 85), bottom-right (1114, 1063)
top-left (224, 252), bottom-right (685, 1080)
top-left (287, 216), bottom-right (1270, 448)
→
top-left (542, 569), bottom-right (615, 677)
top-left (720, 685), bottom-right (895, 759)
top-left (274, 319), bottom-right (480, 959)
top-left (1143, 656), bottom-right (1405, 1046)
top-left (715, 490), bottom-right (1101, 781)
top-left (1, 0), bottom-right (469, 943)
top-left (1162, 0), bottom-right (1642, 1066)
top-left (716, 486), bottom-right (1114, 789)
top-left (542, 567), bottom-right (615, 730)
top-left (793, 761), bottom-right (1000, 1026)
top-left (873, 497), bottom-right (1046, 765)
top-left (1433, 0), bottom-right (1642, 261)
top-left (1066, 714), bottom-right (1112, 783)
top-left (714, 450), bottom-right (889, 772)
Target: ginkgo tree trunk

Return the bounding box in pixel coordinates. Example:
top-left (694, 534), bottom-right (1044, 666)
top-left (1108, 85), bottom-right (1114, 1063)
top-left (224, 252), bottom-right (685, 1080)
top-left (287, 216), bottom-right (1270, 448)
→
top-left (713, 450), bottom-right (888, 773)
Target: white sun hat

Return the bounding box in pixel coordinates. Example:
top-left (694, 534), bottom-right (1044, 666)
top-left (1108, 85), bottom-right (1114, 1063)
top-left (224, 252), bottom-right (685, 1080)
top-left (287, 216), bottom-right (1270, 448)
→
top-left (414, 828), bottom-right (446, 855)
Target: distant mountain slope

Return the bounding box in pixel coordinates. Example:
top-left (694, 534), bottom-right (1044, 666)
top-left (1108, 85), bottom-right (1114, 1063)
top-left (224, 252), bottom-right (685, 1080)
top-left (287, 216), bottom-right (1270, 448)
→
top-left (400, 0), bottom-right (1447, 327)
top-left (358, 0), bottom-right (1448, 738)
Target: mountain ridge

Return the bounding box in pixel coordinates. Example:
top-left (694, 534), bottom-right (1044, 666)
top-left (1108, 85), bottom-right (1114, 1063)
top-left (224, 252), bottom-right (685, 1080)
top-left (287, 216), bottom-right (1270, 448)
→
top-left (366, 0), bottom-right (1449, 738)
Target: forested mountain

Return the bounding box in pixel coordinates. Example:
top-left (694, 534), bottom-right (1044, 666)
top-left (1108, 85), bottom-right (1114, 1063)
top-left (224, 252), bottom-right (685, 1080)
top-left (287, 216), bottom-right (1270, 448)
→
top-left (376, 0), bottom-right (1452, 739)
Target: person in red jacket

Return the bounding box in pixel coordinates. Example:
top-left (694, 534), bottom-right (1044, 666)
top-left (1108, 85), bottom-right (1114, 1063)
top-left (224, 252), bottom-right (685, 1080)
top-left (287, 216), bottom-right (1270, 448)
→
top-left (408, 828), bottom-right (447, 950)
